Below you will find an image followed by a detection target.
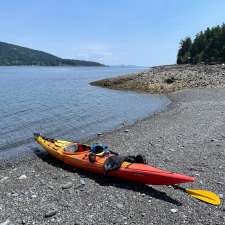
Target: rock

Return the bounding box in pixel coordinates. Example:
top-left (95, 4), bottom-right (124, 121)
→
top-left (0, 219), bottom-right (11, 225)
top-left (210, 138), bottom-right (217, 142)
top-left (62, 174), bottom-right (70, 178)
top-left (48, 185), bottom-right (54, 190)
top-left (39, 179), bottom-right (46, 185)
top-left (61, 182), bottom-right (73, 189)
top-left (165, 77), bottom-right (175, 84)
top-left (20, 219), bottom-right (26, 225)
top-left (80, 179), bottom-right (85, 185)
top-left (44, 209), bottom-right (58, 218)
top-left (0, 177), bottom-right (9, 183)
top-left (170, 208), bottom-right (178, 213)
top-left (74, 184), bottom-right (82, 189)
top-left (116, 203), bottom-right (124, 209)
top-left (52, 175), bottom-right (59, 180)
top-left (219, 193), bottom-right (224, 199)
top-left (11, 193), bottom-right (19, 197)
top-left (18, 175), bottom-right (27, 180)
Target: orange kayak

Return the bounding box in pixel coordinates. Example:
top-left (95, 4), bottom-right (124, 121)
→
top-left (34, 134), bottom-right (195, 185)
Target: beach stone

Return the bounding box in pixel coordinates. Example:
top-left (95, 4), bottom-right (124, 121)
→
top-left (210, 138), bottom-right (216, 142)
top-left (48, 185), bottom-right (54, 190)
top-left (0, 219), bottom-right (11, 225)
top-left (52, 175), bottom-right (59, 180)
top-left (80, 179), bottom-right (85, 185)
top-left (39, 179), bottom-right (46, 185)
top-left (0, 177), bottom-right (9, 183)
top-left (116, 203), bottom-right (124, 209)
top-left (219, 194), bottom-right (224, 199)
top-left (11, 193), bottom-right (19, 197)
top-left (216, 181), bottom-right (224, 185)
top-left (18, 175), bottom-right (27, 180)
top-left (44, 209), bottom-right (58, 218)
top-left (170, 208), bottom-right (178, 213)
top-left (61, 182), bottom-right (73, 189)
top-left (74, 184), bottom-right (82, 189)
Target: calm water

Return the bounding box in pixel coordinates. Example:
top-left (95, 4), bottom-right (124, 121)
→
top-left (0, 66), bottom-right (170, 158)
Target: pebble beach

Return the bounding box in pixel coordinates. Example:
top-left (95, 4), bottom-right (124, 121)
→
top-left (1, 64), bottom-right (225, 224)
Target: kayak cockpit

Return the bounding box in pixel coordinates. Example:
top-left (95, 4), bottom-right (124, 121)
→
top-left (64, 143), bottom-right (90, 154)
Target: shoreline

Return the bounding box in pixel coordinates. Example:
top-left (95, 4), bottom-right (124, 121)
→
top-left (1, 86), bottom-right (225, 224)
top-left (90, 64), bottom-right (225, 94)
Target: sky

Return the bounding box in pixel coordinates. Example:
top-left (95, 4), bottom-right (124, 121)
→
top-left (0, 1), bottom-right (225, 66)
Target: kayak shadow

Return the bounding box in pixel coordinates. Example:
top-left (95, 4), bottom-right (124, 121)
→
top-left (33, 148), bottom-right (182, 206)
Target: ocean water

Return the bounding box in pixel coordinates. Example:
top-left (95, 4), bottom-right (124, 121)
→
top-left (0, 66), bottom-right (170, 158)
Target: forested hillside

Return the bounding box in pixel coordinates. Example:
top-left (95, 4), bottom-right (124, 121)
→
top-left (0, 42), bottom-right (104, 66)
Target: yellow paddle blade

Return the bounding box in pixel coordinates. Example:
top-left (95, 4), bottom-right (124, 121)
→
top-left (185, 189), bottom-right (221, 205)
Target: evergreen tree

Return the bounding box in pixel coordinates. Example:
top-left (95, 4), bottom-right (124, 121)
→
top-left (177, 23), bottom-right (225, 64)
top-left (177, 37), bottom-right (192, 64)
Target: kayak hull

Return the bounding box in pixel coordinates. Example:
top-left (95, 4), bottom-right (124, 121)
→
top-left (34, 135), bottom-right (195, 185)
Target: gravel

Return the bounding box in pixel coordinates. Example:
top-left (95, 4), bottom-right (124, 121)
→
top-left (0, 85), bottom-right (225, 224)
top-left (91, 64), bottom-right (225, 93)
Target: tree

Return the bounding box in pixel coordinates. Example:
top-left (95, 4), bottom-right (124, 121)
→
top-left (177, 23), bottom-right (225, 64)
top-left (177, 37), bottom-right (192, 64)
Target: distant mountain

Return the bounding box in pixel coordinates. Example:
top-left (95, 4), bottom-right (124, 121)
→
top-left (0, 41), bottom-right (104, 66)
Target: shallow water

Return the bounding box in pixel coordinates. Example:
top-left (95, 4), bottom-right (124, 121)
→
top-left (0, 66), bottom-right (170, 158)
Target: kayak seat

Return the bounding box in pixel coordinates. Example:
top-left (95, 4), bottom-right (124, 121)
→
top-left (77, 144), bottom-right (90, 152)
